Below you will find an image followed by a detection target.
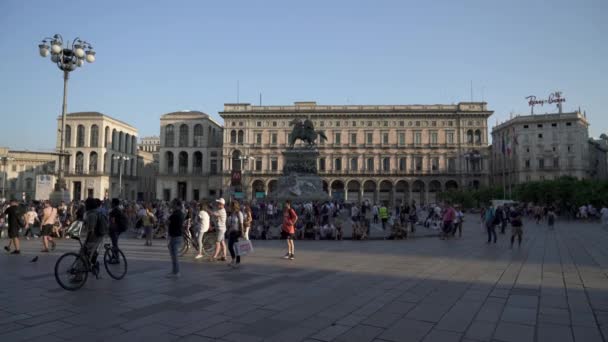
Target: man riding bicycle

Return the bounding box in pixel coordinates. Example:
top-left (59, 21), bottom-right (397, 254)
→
top-left (73, 198), bottom-right (108, 281)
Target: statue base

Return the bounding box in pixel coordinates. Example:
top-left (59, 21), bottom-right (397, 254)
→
top-left (267, 148), bottom-right (330, 203)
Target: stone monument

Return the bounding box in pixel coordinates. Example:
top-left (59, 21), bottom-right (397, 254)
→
top-left (267, 118), bottom-right (330, 203)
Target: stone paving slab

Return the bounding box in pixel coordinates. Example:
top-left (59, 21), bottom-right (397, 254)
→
top-left (1, 216), bottom-right (608, 341)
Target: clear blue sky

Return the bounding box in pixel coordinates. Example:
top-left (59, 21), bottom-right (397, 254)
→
top-left (0, 0), bottom-right (606, 151)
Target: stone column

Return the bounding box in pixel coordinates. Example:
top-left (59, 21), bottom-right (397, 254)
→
top-left (187, 151), bottom-right (194, 174)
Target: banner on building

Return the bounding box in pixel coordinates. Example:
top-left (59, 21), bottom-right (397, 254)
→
top-left (231, 170), bottom-right (242, 186)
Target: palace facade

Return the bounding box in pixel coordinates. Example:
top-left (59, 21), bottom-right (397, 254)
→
top-left (220, 101), bottom-right (493, 205)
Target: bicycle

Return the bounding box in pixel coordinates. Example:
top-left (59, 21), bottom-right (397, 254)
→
top-left (54, 221), bottom-right (128, 291)
top-left (179, 219), bottom-right (218, 257)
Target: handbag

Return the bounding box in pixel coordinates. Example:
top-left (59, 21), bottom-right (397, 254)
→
top-left (235, 239), bottom-right (253, 256)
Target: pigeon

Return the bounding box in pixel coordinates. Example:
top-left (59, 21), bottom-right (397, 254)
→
top-left (30, 256), bottom-right (38, 263)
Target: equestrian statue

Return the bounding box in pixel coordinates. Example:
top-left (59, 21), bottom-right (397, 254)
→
top-left (288, 118), bottom-right (328, 148)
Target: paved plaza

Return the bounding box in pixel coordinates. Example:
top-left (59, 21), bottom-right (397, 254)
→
top-left (1, 217), bottom-right (607, 342)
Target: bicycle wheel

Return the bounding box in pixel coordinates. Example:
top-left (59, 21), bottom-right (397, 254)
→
top-left (179, 236), bottom-right (191, 257)
top-left (55, 252), bottom-right (89, 291)
top-left (103, 247), bottom-right (128, 280)
top-left (202, 232), bottom-right (217, 256)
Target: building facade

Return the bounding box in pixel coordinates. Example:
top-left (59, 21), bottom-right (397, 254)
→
top-left (491, 111), bottom-right (590, 187)
top-left (137, 150), bottom-right (158, 202)
top-left (0, 147), bottom-right (58, 201)
top-left (588, 135), bottom-right (608, 180)
top-left (58, 112), bottom-right (139, 201)
top-left (139, 136), bottom-right (160, 163)
top-left (220, 101), bottom-right (493, 205)
top-left (157, 111), bottom-right (223, 201)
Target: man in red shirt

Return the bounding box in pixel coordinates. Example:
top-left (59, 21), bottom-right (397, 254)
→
top-left (282, 200), bottom-right (298, 260)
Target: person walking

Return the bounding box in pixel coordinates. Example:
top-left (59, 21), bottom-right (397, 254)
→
top-left (166, 200), bottom-right (184, 278)
top-left (379, 203), bottom-right (389, 230)
top-left (547, 207), bottom-right (556, 230)
top-left (510, 208), bottom-right (524, 248)
top-left (242, 204), bottom-right (253, 240)
top-left (227, 201), bottom-right (244, 268)
top-left (142, 204), bottom-right (156, 246)
top-left (195, 202), bottom-right (210, 259)
top-left (453, 205), bottom-right (464, 238)
top-left (282, 200), bottom-right (298, 260)
top-left (40, 201), bottom-right (57, 253)
top-left (24, 206), bottom-right (39, 240)
top-left (408, 201), bottom-right (418, 233)
top-left (441, 203), bottom-right (456, 239)
top-left (484, 204), bottom-right (497, 244)
top-left (109, 199), bottom-right (128, 252)
top-left (3, 200), bottom-right (24, 254)
top-left (211, 198), bottom-right (227, 262)
top-left (372, 204), bottom-right (379, 224)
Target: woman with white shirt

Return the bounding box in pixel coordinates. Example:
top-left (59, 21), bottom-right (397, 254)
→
top-left (195, 202), bottom-right (210, 259)
top-left (227, 201), bottom-right (244, 268)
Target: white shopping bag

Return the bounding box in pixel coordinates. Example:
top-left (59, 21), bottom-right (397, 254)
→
top-left (235, 239), bottom-right (253, 256)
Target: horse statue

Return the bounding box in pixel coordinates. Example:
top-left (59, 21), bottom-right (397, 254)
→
top-left (288, 118), bottom-right (328, 147)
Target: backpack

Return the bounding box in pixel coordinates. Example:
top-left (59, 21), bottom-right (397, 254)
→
top-left (95, 212), bottom-right (109, 236)
top-left (115, 210), bottom-right (129, 232)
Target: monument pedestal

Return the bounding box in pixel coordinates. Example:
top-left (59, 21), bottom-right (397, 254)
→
top-left (268, 148), bottom-right (330, 203)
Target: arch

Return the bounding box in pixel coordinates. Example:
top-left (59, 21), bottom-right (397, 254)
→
top-left (252, 179), bottom-right (266, 200)
top-left (395, 180), bottom-right (409, 206)
top-left (237, 130), bottom-right (244, 144)
top-left (65, 125), bottom-right (72, 147)
top-left (322, 180), bottom-right (329, 194)
top-left (267, 179), bottom-right (278, 194)
top-left (379, 180), bottom-right (393, 205)
top-left (179, 124), bottom-right (189, 147)
top-left (428, 180), bottom-right (442, 204)
top-left (232, 150), bottom-right (242, 171)
top-left (474, 129), bottom-right (482, 145)
top-left (466, 129), bottom-right (474, 144)
top-left (104, 126), bottom-right (109, 147)
top-left (119, 132), bottom-right (124, 152)
top-left (363, 180), bottom-right (377, 204)
top-left (112, 129), bottom-right (117, 150)
top-left (193, 124), bottom-right (204, 147)
top-left (165, 124), bottom-right (175, 147)
top-left (89, 152), bottom-right (98, 173)
top-left (347, 180), bottom-right (361, 203)
top-left (166, 151), bottom-right (174, 174)
top-left (445, 180), bottom-right (458, 191)
top-left (331, 180), bottom-right (345, 201)
top-left (193, 151), bottom-right (203, 174)
top-left (178, 151), bottom-right (188, 174)
top-left (90, 125), bottom-right (99, 147)
top-left (75, 151), bottom-right (84, 174)
top-left (76, 124), bottom-right (85, 147)
top-left (412, 180), bottom-right (425, 205)
top-left (230, 130), bottom-right (237, 144)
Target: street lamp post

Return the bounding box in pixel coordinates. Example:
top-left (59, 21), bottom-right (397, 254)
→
top-left (39, 34), bottom-right (95, 204)
top-left (113, 156), bottom-right (130, 199)
top-left (1, 156), bottom-right (15, 201)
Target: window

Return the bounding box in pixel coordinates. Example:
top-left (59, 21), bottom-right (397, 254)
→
top-left (231, 122), bottom-right (236, 127)
top-left (77, 125), bottom-right (85, 147)
top-left (537, 124), bottom-right (543, 128)
top-left (271, 133), bottom-right (277, 145)
top-left (319, 158), bottom-right (326, 171)
top-left (256, 133), bottom-right (262, 144)
top-left (398, 132), bottom-right (406, 145)
top-left (431, 157), bottom-right (439, 171)
top-left (430, 131), bottom-right (438, 144)
top-left (90, 125), bottom-right (99, 147)
top-left (255, 159), bottom-right (262, 171)
top-left (210, 159), bottom-right (217, 174)
top-left (523, 125), bottom-right (529, 129)
top-left (414, 132), bottom-right (422, 145)
top-left (239, 122), bottom-right (243, 126)
top-left (320, 121), bottom-right (325, 127)
top-left (75, 152), bottom-right (84, 174)
top-left (447, 121), bottom-right (453, 127)
top-left (382, 157), bottom-right (390, 171)
top-left (567, 145), bottom-right (572, 153)
top-left (272, 121), bottom-right (277, 127)
top-left (334, 133), bottom-right (341, 145)
top-left (414, 121), bottom-right (420, 127)
top-left (415, 157), bottom-right (423, 171)
top-left (538, 133), bottom-right (543, 139)
top-left (367, 158), bottom-right (374, 171)
top-left (551, 123), bottom-right (557, 127)
top-left (399, 121), bottom-right (405, 127)
top-left (65, 125), bottom-right (72, 147)
top-left (350, 158), bottom-right (358, 171)
top-left (230, 130), bottom-right (237, 144)
top-left (11, 165), bottom-right (16, 172)
top-left (256, 121), bottom-right (262, 127)
top-left (334, 158), bottom-right (342, 171)
top-left (467, 130), bottom-right (474, 144)
top-left (350, 133), bottom-right (357, 145)
top-left (446, 132), bottom-right (454, 144)
top-left (538, 158), bottom-right (545, 169)
top-left (367, 121), bottom-right (372, 127)
top-left (448, 158), bottom-right (456, 172)
top-left (566, 122), bottom-right (572, 126)
top-left (89, 152), bottom-right (98, 173)
top-left (431, 121), bottom-right (436, 127)
top-left (179, 124), bottom-right (189, 147)
top-left (335, 121), bottom-right (340, 127)
top-left (474, 130), bottom-right (482, 144)
top-left (352, 121), bottom-right (357, 127)
top-left (383, 121), bottom-right (388, 127)
top-left (382, 132), bottom-right (389, 144)
top-left (526, 147), bottom-right (530, 153)
top-left (237, 130), bottom-right (244, 144)
top-left (399, 157), bottom-right (406, 171)
top-left (366, 132), bottom-right (373, 144)
top-left (271, 158), bottom-right (278, 171)
top-left (525, 159), bottom-right (530, 169)
top-left (553, 157), bottom-right (559, 168)
top-left (193, 124), bottom-right (204, 147)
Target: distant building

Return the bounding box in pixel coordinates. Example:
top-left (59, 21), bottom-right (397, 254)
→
top-left (137, 150), bottom-right (157, 202)
top-left (58, 112), bottom-right (139, 201)
top-left (588, 135), bottom-right (608, 180)
top-left (157, 111), bottom-right (223, 201)
top-left (139, 136), bottom-right (160, 163)
top-left (0, 147), bottom-right (58, 202)
top-left (491, 111), bottom-right (590, 187)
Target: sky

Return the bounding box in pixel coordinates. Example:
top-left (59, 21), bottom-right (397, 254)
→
top-left (0, 0), bottom-right (606, 151)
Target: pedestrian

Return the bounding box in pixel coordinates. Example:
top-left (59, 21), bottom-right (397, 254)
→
top-left (195, 202), bottom-right (210, 259)
top-left (453, 205), bottom-right (464, 238)
top-left (547, 207), bottom-right (556, 230)
top-left (282, 199), bottom-right (298, 260)
top-left (373, 203), bottom-right (379, 224)
top-left (409, 201), bottom-right (418, 233)
top-left (3, 200), bottom-right (24, 254)
top-left (242, 203), bottom-right (252, 240)
top-left (167, 200), bottom-right (184, 278)
top-left (441, 203), bottom-right (456, 239)
top-left (40, 201), bottom-right (57, 253)
top-left (108, 198), bottom-right (128, 252)
top-left (600, 204), bottom-right (608, 227)
top-left (351, 204), bottom-right (359, 223)
top-left (484, 204), bottom-right (497, 244)
top-left (510, 208), bottom-right (524, 248)
top-left (379, 203), bottom-right (389, 230)
top-left (211, 198), bottom-right (227, 262)
top-left (142, 204), bottom-right (156, 246)
top-left (24, 206), bottom-right (39, 240)
top-left (227, 201), bottom-right (244, 268)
